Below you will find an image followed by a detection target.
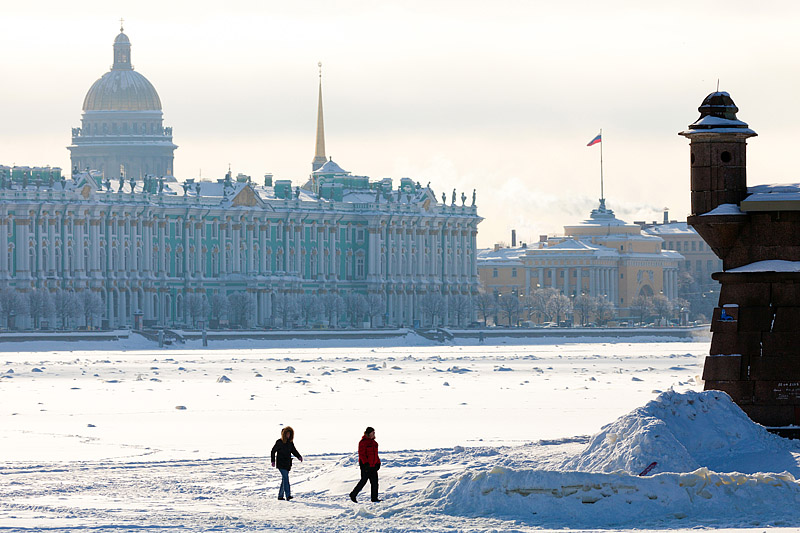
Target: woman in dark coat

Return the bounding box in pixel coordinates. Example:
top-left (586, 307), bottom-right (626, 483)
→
top-left (271, 426), bottom-right (302, 500)
top-left (349, 426), bottom-right (381, 503)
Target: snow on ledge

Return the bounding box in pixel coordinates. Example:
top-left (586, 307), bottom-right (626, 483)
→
top-left (701, 203), bottom-right (744, 216)
top-left (728, 260), bottom-right (800, 273)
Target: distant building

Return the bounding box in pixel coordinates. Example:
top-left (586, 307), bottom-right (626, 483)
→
top-left (0, 28), bottom-right (480, 329)
top-left (478, 199), bottom-right (682, 317)
top-left (636, 210), bottom-right (722, 291)
top-left (68, 26), bottom-right (177, 180)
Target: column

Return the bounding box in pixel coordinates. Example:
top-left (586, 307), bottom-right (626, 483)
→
top-left (317, 226), bottom-right (324, 278)
top-left (576, 267), bottom-right (583, 295)
top-left (233, 223), bottom-right (241, 273)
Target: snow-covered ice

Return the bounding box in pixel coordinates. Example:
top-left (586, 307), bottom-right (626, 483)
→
top-left (3, 333), bottom-right (800, 532)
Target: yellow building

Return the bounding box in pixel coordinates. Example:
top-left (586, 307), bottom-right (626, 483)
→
top-left (478, 200), bottom-right (683, 314)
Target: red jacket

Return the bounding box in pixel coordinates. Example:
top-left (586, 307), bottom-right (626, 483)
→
top-left (358, 436), bottom-right (380, 467)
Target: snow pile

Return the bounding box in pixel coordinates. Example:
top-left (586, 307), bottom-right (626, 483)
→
top-left (401, 466), bottom-right (800, 528)
top-left (564, 389), bottom-right (787, 474)
top-left (388, 391), bottom-right (800, 528)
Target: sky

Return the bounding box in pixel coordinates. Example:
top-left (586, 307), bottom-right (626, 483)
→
top-left (2, 0), bottom-right (799, 248)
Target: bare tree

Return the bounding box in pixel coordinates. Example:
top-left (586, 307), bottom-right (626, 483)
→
top-left (594, 296), bottom-right (616, 326)
top-left (546, 293), bottom-right (573, 325)
top-left (228, 292), bottom-right (255, 328)
top-left (53, 290), bottom-right (80, 330)
top-left (78, 291), bottom-right (103, 329)
top-left (449, 294), bottom-right (472, 327)
top-left (0, 288), bottom-right (28, 329)
top-left (420, 292), bottom-right (446, 327)
top-left (298, 293), bottom-right (321, 327)
top-left (573, 294), bottom-right (597, 327)
top-left (344, 292), bottom-right (368, 327)
top-left (497, 293), bottom-right (521, 326)
top-left (28, 289), bottom-right (54, 329)
top-left (184, 293), bottom-right (210, 327)
top-left (365, 293), bottom-right (385, 327)
top-left (273, 292), bottom-right (299, 328)
top-left (209, 293), bottom-right (230, 324)
top-left (529, 288), bottom-right (559, 323)
top-left (321, 293), bottom-right (344, 327)
top-left (629, 295), bottom-right (655, 326)
top-left (651, 294), bottom-right (671, 324)
top-left (472, 292), bottom-right (497, 326)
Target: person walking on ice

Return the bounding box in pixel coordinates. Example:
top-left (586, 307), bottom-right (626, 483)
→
top-left (271, 426), bottom-right (302, 500)
top-left (349, 426), bottom-right (381, 503)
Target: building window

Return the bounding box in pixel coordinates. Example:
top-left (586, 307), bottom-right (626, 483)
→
top-left (511, 268), bottom-right (517, 278)
top-left (698, 241), bottom-right (704, 251)
top-left (691, 241), bottom-right (696, 251)
top-left (492, 268), bottom-right (498, 278)
top-left (356, 256), bottom-right (365, 278)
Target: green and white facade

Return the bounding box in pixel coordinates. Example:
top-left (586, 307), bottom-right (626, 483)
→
top-left (0, 28), bottom-right (480, 329)
top-left (0, 167), bottom-right (480, 328)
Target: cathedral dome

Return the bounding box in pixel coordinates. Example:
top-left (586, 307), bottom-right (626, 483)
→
top-left (82, 70), bottom-right (162, 111)
top-left (81, 30), bottom-right (162, 112)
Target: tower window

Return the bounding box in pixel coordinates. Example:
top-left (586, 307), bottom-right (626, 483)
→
top-left (720, 151), bottom-right (732, 163)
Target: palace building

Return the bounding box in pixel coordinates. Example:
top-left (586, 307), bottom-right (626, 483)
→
top-left (0, 28), bottom-right (480, 329)
top-left (478, 199), bottom-right (682, 316)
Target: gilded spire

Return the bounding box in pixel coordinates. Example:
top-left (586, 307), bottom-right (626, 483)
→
top-left (312, 62), bottom-right (327, 172)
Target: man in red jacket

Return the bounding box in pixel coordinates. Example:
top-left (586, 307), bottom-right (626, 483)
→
top-left (349, 426), bottom-right (381, 503)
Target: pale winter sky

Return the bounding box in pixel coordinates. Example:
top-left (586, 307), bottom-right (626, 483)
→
top-left (2, 1), bottom-right (799, 247)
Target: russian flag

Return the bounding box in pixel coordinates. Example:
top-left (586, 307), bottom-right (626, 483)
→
top-left (587, 133), bottom-right (602, 147)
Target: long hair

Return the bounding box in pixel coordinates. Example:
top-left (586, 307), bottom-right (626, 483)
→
top-left (281, 426), bottom-right (294, 443)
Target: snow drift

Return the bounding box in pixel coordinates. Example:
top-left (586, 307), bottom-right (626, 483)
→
top-left (563, 389), bottom-right (790, 474)
top-left (400, 466), bottom-right (800, 528)
top-left (384, 390), bottom-right (800, 528)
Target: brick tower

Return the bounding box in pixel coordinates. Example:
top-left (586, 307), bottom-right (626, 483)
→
top-left (682, 91), bottom-right (800, 428)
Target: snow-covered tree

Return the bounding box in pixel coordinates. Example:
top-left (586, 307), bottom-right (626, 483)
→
top-left (420, 292), bottom-right (446, 327)
top-left (472, 291), bottom-right (497, 326)
top-left (0, 288), bottom-right (28, 329)
top-left (629, 295), bottom-right (655, 326)
top-left (209, 293), bottom-right (230, 322)
top-left (321, 293), bottom-right (344, 327)
top-left (78, 291), bottom-right (103, 329)
top-left (53, 290), bottom-right (80, 330)
top-left (448, 295), bottom-right (472, 327)
top-left (594, 295), bottom-right (616, 326)
top-left (298, 293), bottom-right (321, 327)
top-left (546, 293), bottom-right (573, 325)
top-left (497, 293), bottom-right (521, 326)
top-left (365, 293), bottom-right (385, 327)
top-left (529, 288), bottom-right (559, 324)
top-left (228, 292), bottom-right (255, 328)
top-left (344, 292), bottom-right (368, 327)
top-left (28, 289), bottom-right (54, 329)
top-left (573, 294), bottom-right (597, 327)
top-left (184, 294), bottom-right (210, 327)
top-left (273, 292), bottom-right (299, 328)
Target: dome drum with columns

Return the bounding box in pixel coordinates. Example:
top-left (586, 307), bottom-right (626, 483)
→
top-left (68, 27), bottom-right (176, 179)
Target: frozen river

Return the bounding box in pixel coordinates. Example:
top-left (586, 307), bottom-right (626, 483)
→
top-left (1, 336), bottom-right (708, 462)
top-left (8, 334), bottom-right (799, 532)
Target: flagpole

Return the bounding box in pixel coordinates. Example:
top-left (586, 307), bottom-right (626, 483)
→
top-left (599, 128), bottom-right (604, 202)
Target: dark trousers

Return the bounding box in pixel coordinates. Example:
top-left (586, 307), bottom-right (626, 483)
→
top-left (350, 463), bottom-right (379, 501)
top-left (278, 468), bottom-right (291, 498)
